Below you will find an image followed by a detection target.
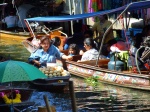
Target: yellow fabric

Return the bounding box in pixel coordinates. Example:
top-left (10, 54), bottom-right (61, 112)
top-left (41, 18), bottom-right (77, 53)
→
top-left (2, 93), bottom-right (21, 104)
top-left (116, 51), bottom-right (129, 63)
top-left (92, 20), bottom-right (114, 44)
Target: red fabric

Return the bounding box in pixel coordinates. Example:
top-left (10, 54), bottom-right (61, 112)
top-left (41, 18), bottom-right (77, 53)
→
top-left (145, 63), bottom-right (150, 70)
top-left (110, 41), bottom-right (129, 52)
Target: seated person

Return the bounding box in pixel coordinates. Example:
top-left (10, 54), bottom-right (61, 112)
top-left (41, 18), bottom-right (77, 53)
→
top-left (64, 22), bottom-right (84, 50)
top-left (51, 36), bottom-right (61, 48)
top-left (78, 38), bottom-right (106, 62)
top-left (28, 36), bottom-right (72, 68)
top-left (68, 44), bottom-right (79, 56)
top-left (79, 29), bottom-right (98, 55)
top-left (128, 33), bottom-right (146, 70)
top-left (0, 9), bottom-right (18, 31)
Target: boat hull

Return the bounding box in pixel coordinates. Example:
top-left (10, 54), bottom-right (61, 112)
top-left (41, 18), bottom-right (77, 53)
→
top-left (0, 30), bottom-right (29, 40)
top-left (66, 60), bottom-right (150, 91)
top-left (29, 76), bottom-right (70, 93)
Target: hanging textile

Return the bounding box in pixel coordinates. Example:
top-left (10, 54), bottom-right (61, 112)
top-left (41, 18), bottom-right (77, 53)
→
top-left (88, 0), bottom-right (102, 22)
top-left (88, 0), bottom-right (102, 13)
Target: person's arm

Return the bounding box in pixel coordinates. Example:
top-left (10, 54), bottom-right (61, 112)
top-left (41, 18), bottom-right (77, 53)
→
top-left (28, 50), bottom-right (41, 67)
top-left (54, 45), bottom-right (73, 61)
top-left (62, 55), bottom-right (73, 60)
top-left (91, 22), bottom-right (97, 31)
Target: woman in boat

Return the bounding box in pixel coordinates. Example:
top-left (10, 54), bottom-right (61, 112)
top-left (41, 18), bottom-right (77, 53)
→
top-left (92, 14), bottom-right (114, 45)
top-left (28, 36), bottom-right (73, 68)
top-left (78, 38), bottom-right (106, 61)
top-left (68, 44), bottom-right (79, 56)
top-left (79, 29), bottom-right (98, 55)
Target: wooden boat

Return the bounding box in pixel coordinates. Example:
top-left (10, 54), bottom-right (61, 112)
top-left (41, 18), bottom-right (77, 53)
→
top-left (24, 1), bottom-right (150, 91)
top-left (0, 30), bottom-right (29, 48)
top-left (66, 59), bottom-right (150, 91)
top-left (0, 85), bottom-right (35, 112)
top-left (30, 76), bottom-right (70, 93)
top-left (22, 27), bottom-right (67, 53)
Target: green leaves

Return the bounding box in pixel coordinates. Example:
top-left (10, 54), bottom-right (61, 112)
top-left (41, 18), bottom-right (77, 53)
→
top-left (85, 76), bottom-right (99, 87)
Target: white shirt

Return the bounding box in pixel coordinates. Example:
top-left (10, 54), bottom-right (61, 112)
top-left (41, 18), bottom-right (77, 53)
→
top-left (81, 48), bottom-right (99, 61)
top-left (2, 16), bottom-right (18, 28)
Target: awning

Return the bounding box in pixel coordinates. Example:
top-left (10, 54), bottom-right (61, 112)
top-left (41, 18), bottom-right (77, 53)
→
top-left (25, 1), bottom-right (150, 22)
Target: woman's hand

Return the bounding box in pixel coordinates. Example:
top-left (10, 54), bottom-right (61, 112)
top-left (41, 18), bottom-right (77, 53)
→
top-left (33, 60), bottom-right (41, 67)
top-left (66, 55), bottom-right (73, 61)
top-left (62, 55), bottom-right (73, 61)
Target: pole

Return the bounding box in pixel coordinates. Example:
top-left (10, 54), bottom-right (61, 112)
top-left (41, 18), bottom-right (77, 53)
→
top-left (43, 95), bottom-right (52, 112)
top-left (69, 81), bottom-right (77, 112)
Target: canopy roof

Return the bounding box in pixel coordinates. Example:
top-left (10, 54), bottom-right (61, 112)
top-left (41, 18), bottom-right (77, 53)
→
top-left (25, 1), bottom-right (150, 22)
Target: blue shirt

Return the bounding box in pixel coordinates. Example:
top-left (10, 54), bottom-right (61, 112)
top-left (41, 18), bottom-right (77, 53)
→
top-left (28, 45), bottom-right (64, 67)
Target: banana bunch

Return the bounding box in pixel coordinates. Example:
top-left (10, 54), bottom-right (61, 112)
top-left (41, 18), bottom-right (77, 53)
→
top-left (39, 66), bottom-right (70, 77)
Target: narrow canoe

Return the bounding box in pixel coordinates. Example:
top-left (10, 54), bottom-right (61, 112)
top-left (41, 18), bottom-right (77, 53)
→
top-left (66, 60), bottom-right (150, 91)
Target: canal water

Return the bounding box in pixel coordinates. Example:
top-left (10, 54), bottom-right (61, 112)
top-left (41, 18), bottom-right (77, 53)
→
top-left (0, 36), bottom-right (150, 112)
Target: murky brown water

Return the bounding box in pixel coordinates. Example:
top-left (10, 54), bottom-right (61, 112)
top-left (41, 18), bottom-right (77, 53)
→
top-left (1, 35), bottom-right (150, 112)
top-left (0, 35), bottom-right (30, 62)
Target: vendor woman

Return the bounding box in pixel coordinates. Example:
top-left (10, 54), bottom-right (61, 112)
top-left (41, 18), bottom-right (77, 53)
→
top-left (28, 36), bottom-right (72, 68)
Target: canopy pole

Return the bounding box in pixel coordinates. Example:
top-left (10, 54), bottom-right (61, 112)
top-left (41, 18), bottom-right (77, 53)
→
top-left (25, 20), bottom-right (36, 39)
top-left (69, 0), bottom-right (73, 35)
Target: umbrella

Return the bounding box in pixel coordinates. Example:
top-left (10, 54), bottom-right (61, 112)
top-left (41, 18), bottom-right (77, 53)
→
top-left (0, 60), bottom-right (47, 112)
top-left (0, 60), bottom-right (47, 83)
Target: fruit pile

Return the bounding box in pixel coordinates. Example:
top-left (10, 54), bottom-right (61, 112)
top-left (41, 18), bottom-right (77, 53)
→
top-left (39, 66), bottom-right (70, 77)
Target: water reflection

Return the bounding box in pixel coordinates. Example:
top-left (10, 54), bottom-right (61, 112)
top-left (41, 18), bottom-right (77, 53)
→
top-left (73, 77), bottom-right (150, 112)
top-left (8, 78), bottom-right (150, 112)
